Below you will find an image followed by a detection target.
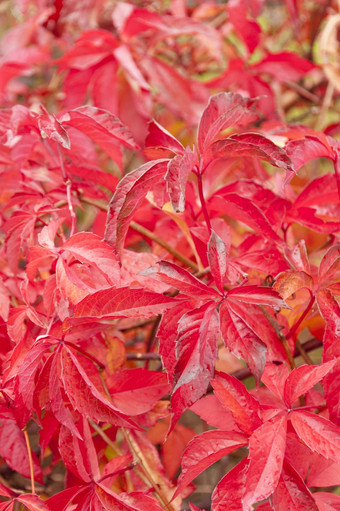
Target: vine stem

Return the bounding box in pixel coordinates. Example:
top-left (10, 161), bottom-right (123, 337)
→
top-left (23, 428), bottom-right (35, 494)
top-left (197, 172), bottom-right (212, 234)
top-left (333, 155), bottom-right (340, 209)
top-left (89, 420), bottom-right (122, 456)
top-left (287, 294), bottom-right (315, 340)
top-left (121, 428), bottom-right (175, 511)
top-left (79, 195), bottom-right (199, 271)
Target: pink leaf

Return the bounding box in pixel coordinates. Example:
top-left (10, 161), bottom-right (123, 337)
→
top-left (286, 135), bottom-right (334, 172)
top-left (253, 52), bottom-right (315, 82)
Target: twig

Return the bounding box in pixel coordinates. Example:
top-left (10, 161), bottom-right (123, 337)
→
top-left (144, 316), bottom-right (162, 370)
top-left (295, 339), bottom-right (314, 365)
top-left (197, 173), bottom-right (212, 235)
top-left (23, 428), bottom-right (35, 494)
top-left (130, 221), bottom-right (199, 272)
top-left (126, 353), bottom-right (160, 361)
top-left (315, 81), bottom-right (334, 131)
top-left (89, 420), bottom-right (122, 456)
top-left (122, 429), bottom-right (175, 511)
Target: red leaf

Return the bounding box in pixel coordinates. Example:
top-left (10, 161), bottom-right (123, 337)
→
top-left (219, 299), bottom-right (267, 382)
top-left (50, 355), bottom-right (82, 439)
top-left (271, 462), bottom-right (318, 511)
top-left (145, 120), bottom-right (184, 158)
top-left (175, 430), bottom-right (248, 497)
top-left (106, 369), bottom-right (170, 415)
top-left (211, 372), bottom-right (262, 435)
top-left (16, 494), bottom-right (51, 511)
top-left (165, 147), bottom-right (196, 213)
top-left (227, 285), bottom-right (286, 308)
top-left (74, 286), bottom-right (179, 319)
top-left (59, 346), bottom-right (138, 428)
top-left (38, 109), bottom-right (70, 149)
top-left (286, 135), bottom-right (334, 172)
top-left (290, 410), bottom-right (340, 462)
top-left (243, 414), bottom-right (287, 510)
top-left (253, 52), bottom-right (315, 82)
top-left (0, 417), bottom-right (43, 483)
top-left (141, 56), bottom-right (209, 126)
top-left (62, 232), bottom-right (120, 285)
top-left (141, 260), bottom-right (220, 299)
top-left (95, 485), bottom-right (164, 511)
top-left (60, 106), bottom-right (139, 167)
top-left (104, 159), bottom-right (169, 253)
top-left (313, 492), bottom-right (340, 511)
top-left (191, 395), bottom-right (239, 431)
top-left (211, 458), bottom-right (248, 511)
top-left (228, 0), bottom-right (261, 53)
top-left (283, 361), bottom-right (336, 407)
top-left (207, 230), bottom-right (228, 293)
top-left (171, 303), bottom-right (220, 427)
top-left (209, 194), bottom-right (284, 246)
top-left (197, 92), bottom-right (257, 155)
top-left (207, 133), bottom-right (292, 170)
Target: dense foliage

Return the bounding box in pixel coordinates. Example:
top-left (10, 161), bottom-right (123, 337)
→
top-left (0, 0), bottom-right (340, 509)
